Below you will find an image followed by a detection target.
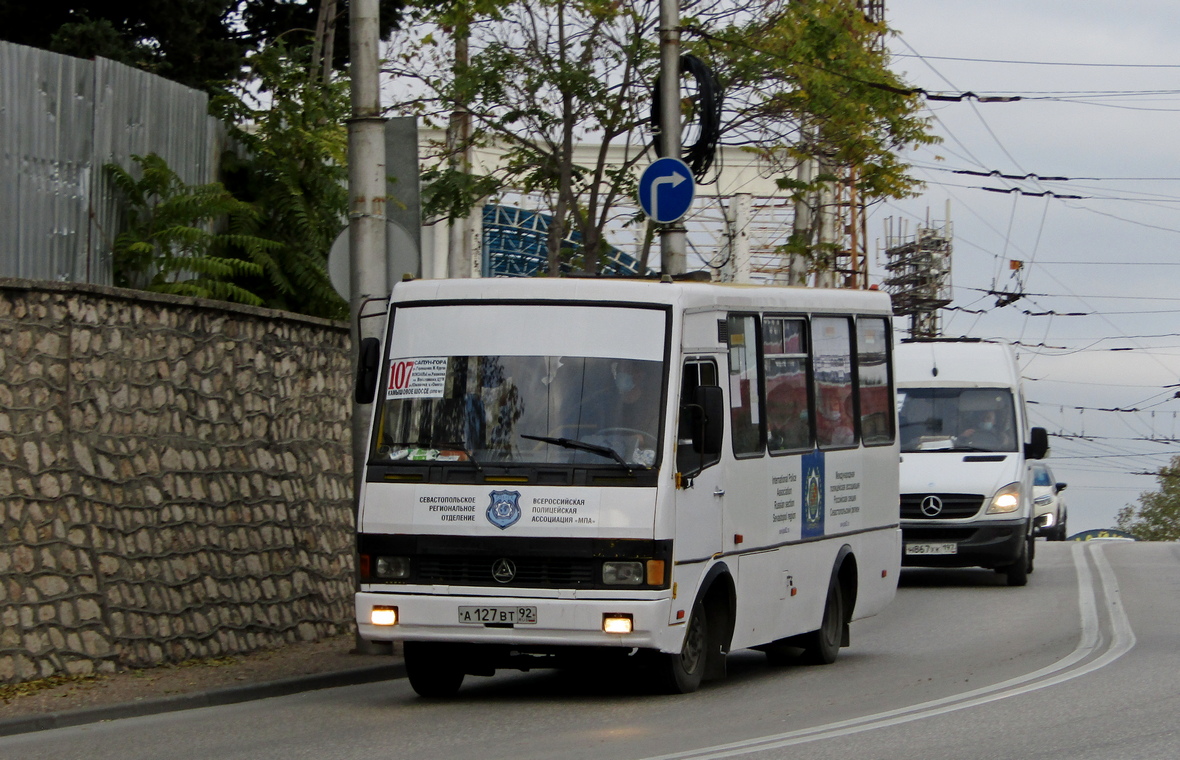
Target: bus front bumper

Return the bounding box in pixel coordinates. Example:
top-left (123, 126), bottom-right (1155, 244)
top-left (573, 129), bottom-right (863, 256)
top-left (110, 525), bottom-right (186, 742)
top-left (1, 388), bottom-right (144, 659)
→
top-left (356, 590), bottom-right (679, 653)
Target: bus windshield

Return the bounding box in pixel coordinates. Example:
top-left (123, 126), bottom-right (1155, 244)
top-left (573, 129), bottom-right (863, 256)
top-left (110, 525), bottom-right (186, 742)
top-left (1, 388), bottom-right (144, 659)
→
top-left (369, 301), bottom-right (669, 470)
top-left (371, 355), bottom-right (663, 467)
top-left (898, 388), bottom-right (1017, 453)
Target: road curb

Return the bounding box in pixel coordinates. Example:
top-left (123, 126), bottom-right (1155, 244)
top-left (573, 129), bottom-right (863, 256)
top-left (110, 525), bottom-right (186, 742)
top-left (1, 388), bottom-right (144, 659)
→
top-left (0, 661), bottom-right (406, 738)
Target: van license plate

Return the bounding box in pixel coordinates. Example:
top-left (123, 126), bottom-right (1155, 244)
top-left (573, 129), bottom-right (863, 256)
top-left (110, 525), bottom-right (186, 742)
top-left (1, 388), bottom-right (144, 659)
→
top-left (458, 606), bottom-right (537, 624)
top-left (906, 543), bottom-right (957, 556)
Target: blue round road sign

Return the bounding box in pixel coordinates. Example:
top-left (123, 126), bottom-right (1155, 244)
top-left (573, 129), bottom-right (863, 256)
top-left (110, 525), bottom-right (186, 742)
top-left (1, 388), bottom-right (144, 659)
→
top-left (639, 157), bottom-right (695, 224)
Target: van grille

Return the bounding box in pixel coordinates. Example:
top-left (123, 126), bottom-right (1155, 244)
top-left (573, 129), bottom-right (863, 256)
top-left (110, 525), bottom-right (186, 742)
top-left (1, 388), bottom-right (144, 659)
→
top-left (901, 493), bottom-right (985, 520)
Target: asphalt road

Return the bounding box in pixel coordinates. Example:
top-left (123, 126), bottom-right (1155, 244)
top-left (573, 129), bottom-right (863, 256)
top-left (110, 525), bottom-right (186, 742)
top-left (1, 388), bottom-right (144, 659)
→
top-left (3, 541), bottom-right (1176, 760)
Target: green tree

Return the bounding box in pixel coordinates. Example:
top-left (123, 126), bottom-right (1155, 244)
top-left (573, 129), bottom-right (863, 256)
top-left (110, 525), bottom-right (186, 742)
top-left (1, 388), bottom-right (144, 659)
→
top-left (389, 0), bottom-right (935, 275)
top-left (213, 43), bottom-right (351, 320)
top-left (106, 153), bottom-right (278, 306)
top-left (1116, 456), bottom-right (1180, 540)
top-left (0, 0), bottom-right (407, 93)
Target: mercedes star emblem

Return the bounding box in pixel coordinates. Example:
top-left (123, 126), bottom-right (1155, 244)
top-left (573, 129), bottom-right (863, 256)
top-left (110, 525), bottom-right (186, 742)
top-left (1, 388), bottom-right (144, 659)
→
top-left (920, 495), bottom-right (944, 517)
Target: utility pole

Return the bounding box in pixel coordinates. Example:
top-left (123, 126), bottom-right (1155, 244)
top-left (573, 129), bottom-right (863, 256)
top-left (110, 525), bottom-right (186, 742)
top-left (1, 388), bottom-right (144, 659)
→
top-left (348, 0), bottom-right (388, 496)
top-left (348, 0), bottom-right (389, 655)
top-left (658, 0), bottom-right (686, 275)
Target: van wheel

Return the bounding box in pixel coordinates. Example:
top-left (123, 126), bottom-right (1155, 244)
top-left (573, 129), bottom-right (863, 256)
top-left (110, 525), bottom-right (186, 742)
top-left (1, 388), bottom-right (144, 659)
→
top-left (404, 642), bottom-right (465, 698)
top-left (659, 602), bottom-right (707, 693)
top-left (801, 580), bottom-right (844, 665)
top-left (1004, 536), bottom-right (1030, 587)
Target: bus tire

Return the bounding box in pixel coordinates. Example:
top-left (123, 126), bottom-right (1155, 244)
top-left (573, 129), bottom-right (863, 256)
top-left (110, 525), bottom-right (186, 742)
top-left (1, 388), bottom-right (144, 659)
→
top-left (801, 578), bottom-right (845, 665)
top-left (659, 602), bottom-right (708, 693)
top-left (404, 642), bottom-right (465, 698)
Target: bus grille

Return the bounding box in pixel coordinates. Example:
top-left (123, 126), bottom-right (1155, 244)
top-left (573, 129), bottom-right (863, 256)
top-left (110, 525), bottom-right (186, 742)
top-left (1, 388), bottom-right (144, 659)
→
top-left (901, 493), bottom-right (985, 520)
top-left (416, 556), bottom-right (598, 587)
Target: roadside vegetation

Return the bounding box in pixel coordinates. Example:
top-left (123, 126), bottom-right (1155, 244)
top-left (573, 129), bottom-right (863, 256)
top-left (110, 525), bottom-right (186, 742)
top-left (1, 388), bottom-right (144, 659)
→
top-left (1116, 456), bottom-right (1180, 540)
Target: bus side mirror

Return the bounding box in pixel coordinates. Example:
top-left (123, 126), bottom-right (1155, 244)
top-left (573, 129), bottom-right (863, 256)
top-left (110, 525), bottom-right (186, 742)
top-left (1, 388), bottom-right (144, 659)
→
top-left (697, 385), bottom-right (724, 457)
top-left (1026, 426), bottom-right (1049, 460)
top-left (679, 385), bottom-right (724, 480)
top-left (355, 337), bottom-right (381, 404)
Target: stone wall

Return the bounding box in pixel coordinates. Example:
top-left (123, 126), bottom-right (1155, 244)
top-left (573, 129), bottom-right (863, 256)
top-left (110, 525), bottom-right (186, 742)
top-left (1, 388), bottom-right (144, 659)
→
top-left (0, 279), bottom-right (357, 684)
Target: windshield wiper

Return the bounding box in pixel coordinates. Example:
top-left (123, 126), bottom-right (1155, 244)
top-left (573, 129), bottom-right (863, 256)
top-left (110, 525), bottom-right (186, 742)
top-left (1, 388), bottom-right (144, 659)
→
top-left (432, 442), bottom-right (484, 473)
top-left (521, 434), bottom-right (634, 474)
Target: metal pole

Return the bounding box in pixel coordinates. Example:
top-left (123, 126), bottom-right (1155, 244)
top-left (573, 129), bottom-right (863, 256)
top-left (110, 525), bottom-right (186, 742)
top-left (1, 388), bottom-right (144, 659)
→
top-left (348, 0), bottom-right (389, 655)
top-left (658, 0), bottom-right (686, 275)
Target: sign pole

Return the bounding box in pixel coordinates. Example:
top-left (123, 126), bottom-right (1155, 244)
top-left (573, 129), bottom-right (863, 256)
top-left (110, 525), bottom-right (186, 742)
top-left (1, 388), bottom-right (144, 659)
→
top-left (658, 0), bottom-right (686, 275)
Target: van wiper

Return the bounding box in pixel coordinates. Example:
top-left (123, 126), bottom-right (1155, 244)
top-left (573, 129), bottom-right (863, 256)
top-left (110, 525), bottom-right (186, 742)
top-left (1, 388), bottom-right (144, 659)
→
top-left (521, 434), bottom-right (633, 474)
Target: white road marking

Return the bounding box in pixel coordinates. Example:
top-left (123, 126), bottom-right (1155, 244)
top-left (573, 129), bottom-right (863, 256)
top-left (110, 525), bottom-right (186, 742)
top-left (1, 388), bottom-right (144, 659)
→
top-left (638, 543), bottom-right (1134, 760)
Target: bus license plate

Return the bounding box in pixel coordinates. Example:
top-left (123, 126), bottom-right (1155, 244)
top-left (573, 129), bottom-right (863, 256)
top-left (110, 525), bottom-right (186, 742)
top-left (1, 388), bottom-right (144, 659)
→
top-left (906, 542), bottom-right (958, 556)
top-left (458, 606), bottom-right (537, 625)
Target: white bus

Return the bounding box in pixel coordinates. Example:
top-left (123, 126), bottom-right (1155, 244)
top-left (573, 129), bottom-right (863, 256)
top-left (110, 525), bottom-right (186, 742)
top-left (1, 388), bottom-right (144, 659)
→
top-left (354, 277), bottom-right (901, 695)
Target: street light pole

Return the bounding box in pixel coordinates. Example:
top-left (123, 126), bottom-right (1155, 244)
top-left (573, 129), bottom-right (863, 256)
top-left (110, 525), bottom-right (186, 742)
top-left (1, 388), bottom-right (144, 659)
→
top-left (658, 0), bottom-right (686, 276)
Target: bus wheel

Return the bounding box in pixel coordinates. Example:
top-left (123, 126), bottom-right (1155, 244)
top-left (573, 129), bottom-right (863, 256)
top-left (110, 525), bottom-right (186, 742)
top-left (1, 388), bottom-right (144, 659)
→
top-left (404, 642), bottom-right (465, 698)
top-left (659, 602), bottom-right (708, 693)
top-left (801, 579), bottom-right (844, 665)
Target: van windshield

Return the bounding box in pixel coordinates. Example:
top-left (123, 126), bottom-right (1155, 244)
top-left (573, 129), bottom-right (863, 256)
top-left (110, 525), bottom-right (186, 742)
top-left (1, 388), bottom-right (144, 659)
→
top-left (371, 355), bottom-right (663, 468)
top-left (898, 388), bottom-right (1017, 453)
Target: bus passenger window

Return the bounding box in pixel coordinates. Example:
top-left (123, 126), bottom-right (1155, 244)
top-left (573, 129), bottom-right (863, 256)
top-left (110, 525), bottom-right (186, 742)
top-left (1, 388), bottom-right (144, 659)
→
top-left (857, 317), bottom-right (894, 445)
top-left (727, 315), bottom-right (763, 457)
top-left (812, 317), bottom-right (856, 448)
top-left (764, 317), bottom-right (811, 453)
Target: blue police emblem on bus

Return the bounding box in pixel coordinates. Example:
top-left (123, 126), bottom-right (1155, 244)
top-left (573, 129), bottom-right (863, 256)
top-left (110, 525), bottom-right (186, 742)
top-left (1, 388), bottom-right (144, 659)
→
top-left (801, 450), bottom-right (825, 538)
top-left (486, 490), bottom-right (522, 529)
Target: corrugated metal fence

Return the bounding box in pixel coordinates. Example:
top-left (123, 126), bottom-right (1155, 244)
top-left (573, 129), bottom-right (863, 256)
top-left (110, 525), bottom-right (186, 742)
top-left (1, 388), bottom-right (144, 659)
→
top-left (0, 41), bottom-right (225, 285)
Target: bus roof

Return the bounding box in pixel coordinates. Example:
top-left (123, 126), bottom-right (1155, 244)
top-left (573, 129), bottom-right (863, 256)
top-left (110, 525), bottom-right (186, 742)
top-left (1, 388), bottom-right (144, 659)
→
top-left (389, 277), bottom-right (894, 315)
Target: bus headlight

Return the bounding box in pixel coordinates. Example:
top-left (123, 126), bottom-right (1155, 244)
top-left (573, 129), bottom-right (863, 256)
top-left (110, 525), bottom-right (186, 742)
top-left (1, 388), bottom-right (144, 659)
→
top-left (986, 482), bottom-right (1022, 514)
top-left (602, 561), bottom-right (644, 585)
top-left (375, 556), bottom-right (411, 579)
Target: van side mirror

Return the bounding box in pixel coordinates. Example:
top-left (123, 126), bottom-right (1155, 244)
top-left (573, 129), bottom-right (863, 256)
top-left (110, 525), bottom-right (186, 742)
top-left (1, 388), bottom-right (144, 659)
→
top-left (1026, 426), bottom-right (1049, 460)
top-left (354, 337), bottom-right (381, 404)
top-left (1056, 482), bottom-right (1067, 492)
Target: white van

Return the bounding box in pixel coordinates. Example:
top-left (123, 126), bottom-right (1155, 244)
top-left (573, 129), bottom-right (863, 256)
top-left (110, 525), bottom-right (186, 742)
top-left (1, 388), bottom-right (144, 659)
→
top-left (895, 339), bottom-right (1049, 586)
top-left (353, 277), bottom-right (902, 695)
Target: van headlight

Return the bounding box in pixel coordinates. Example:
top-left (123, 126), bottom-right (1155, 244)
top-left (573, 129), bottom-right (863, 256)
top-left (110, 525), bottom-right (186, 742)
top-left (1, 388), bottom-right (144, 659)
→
top-left (986, 482), bottom-right (1022, 514)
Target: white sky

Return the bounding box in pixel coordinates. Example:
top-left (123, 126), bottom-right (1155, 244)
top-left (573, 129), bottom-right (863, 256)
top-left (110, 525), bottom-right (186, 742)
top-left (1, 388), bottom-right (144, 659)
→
top-left (878, 0), bottom-right (1180, 533)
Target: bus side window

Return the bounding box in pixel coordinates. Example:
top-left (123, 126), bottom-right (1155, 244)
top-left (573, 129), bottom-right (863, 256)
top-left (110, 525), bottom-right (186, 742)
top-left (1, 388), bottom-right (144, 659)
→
top-left (812, 317), bottom-right (856, 449)
top-left (677, 360), bottom-right (722, 475)
top-left (856, 317), bottom-right (895, 445)
top-left (727, 314), bottom-right (764, 457)
top-left (764, 317), bottom-right (811, 454)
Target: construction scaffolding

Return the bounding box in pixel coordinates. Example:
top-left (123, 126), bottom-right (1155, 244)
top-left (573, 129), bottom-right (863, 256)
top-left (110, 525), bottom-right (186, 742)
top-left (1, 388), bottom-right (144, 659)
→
top-left (882, 216), bottom-right (953, 338)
